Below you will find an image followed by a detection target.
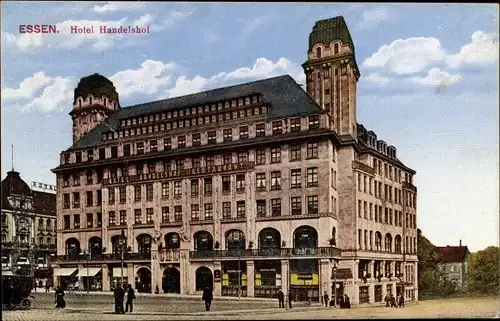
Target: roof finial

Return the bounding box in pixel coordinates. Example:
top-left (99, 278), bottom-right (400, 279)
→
top-left (11, 144), bottom-right (14, 171)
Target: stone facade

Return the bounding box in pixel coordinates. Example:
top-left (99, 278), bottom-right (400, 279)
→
top-left (51, 16), bottom-right (418, 304)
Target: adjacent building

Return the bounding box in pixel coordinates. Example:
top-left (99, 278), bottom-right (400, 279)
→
top-left (1, 170), bottom-right (57, 286)
top-left (436, 241), bottom-right (469, 291)
top-left (51, 16), bottom-right (418, 304)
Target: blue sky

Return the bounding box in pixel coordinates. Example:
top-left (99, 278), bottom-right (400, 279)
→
top-left (1, 2), bottom-right (498, 252)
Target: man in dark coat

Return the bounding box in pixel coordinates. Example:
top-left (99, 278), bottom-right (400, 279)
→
top-left (202, 286), bottom-right (213, 311)
top-left (323, 292), bottom-right (329, 307)
top-left (390, 294), bottom-right (397, 308)
top-left (277, 289), bottom-right (285, 308)
top-left (398, 294), bottom-right (405, 308)
top-left (344, 294), bottom-right (351, 309)
top-left (125, 284), bottom-right (136, 313)
top-left (113, 283), bottom-right (125, 314)
top-left (385, 293), bottom-right (391, 307)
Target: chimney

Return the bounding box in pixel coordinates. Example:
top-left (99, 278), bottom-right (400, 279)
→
top-left (459, 239), bottom-right (462, 247)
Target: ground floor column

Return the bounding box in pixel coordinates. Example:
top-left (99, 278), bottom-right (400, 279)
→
top-left (151, 251), bottom-right (161, 294)
top-left (381, 281), bottom-right (387, 301)
top-left (213, 261), bottom-right (222, 296)
top-left (319, 259), bottom-right (330, 302)
top-left (77, 264), bottom-right (84, 291)
top-left (102, 264), bottom-right (110, 291)
top-left (179, 250), bottom-right (189, 295)
top-left (369, 284), bottom-right (375, 303)
top-left (280, 260), bottom-right (289, 298)
top-left (246, 260), bottom-right (255, 297)
top-left (127, 264), bottom-right (134, 289)
top-left (413, 262), bottom-right (419, 301)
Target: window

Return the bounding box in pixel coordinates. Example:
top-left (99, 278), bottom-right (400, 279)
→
top-left (73, 173), bottom-right (80, 186)
top-left (307, 167), bottom-right (319, 187)
top-left (290, 169), bottom-right (302, 188)
top-left (73, 192), bottom-right (80, 208)
top-left (222, 202), bottom-right (231, 219)
top-left (98, 148), bottom-right (105, 160)
top-left (308, 115), bottom-right (320, 129)
top-left (136, 165), bottom-right (143, 175)
top-left (162, 207), bottom-right (169, 223)
top-left (85, 213), bottom-right (93, 227)
top-left (290, 118), bottom-right (301, 132)
top-left (204, 203), bottom-right (213, 220)
top-left (239, 126), bottom-right (248, 140)
top-left (271, 199), bottom-right (281, 216)
top-left (204, 178), bottom-right (212, 195)
top-left (137, 142), bottom-right (144, 154)
top-left (73, 214), bottom-right (80, 229)
top-left (86, 171), bottom-right (93, 185)
top-left (271, 171), bottom-right (281, 190)
top-left (174, 181), bottom-right (182, 198)
top-left (75, 152), bottom-right (82, 163)
top-left (223, 129), bottom-right (232, 142)
top-left (222, 176), bottom-right (231, 193)
top-left (236, 201), bottom-right (246, 218)
top-left (272, 121), bottom-right (282, 135)
top-left (256, 200), bottom-right (266, 217)
top-left (255, 149), bottom-right (266, 165)
top-left (290, 144), bottom-right (301, 161)
top-left (236, 174), bottom-right (245, 192)
top-left (191, 204), bottom-right (200, 221)
top-left (174, 206), bottom-right (182, 222)
top-left (271, 147), bottom-right (281, 163)
top-left (87, 149), bottom-right (94, 162)
top-left (119, 210), bottom-right (126, 225)
top-left (150, 140), bottom-right (158, 152)
top-left (307, 196), bottom-right (319, 214)
top-left (306, 142), bottom-right (319, 159)
top-left (223, 153), bottom-right (232, 165)
top-left (64, 215), bottom-right (70, 229)
top-left (146, 184), bottom-right (153, 201)
top-left (256, 173), bottom-right (266, 191)
top-left (192, 157), bottom-right (201, 169)
top-left (176, 159), bottom-right (184, 171)
top-left (134, 186), bottom-right (141, 202)
top-left (316, 47), bottom-right (321, 58)
top-left (256, 123), bottom-right (265, 137)
top-left (164, 138), bottom-right (172, 151)
top-left (238, 151), bottom-right (248, 163)
top-left (63, 194), bottom-right (70, 208)
top-left (192, 133), bottom-right (201, 147)
top-left (190, 179), bottom-right (199, 196)
top-left (109, 211), bottom-right (116, 226)
top-left (291, 197), bottom-right (302, 215)
top-left (145, 208), bottom-right (153, 224)
top-left (119, 187), bottom-right (126, 203)
top-left (134, 209), bottom-right (142, 224)
top-left (161, 183), bottom-right (169, 199)
top-left (206, 155), bottom-right (215, 167)
top-left (207, 131), bottom-right (217, 144)
top-left (177, 136), bottom-right (186, 148)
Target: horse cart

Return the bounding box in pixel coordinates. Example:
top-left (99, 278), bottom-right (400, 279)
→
top-left (2, 274), bottom-right (35, 310)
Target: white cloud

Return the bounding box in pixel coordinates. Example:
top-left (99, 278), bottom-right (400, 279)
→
top-left (357, 7), bottom-right (390, 30)
top-left (362, 73), bottom-right (390, 85)
top-left (203, 30), bottom-right (220, 44)
top-left (362, 37), bottom-right (446, 75)
top-left (410, 68), bottom-right (462, 87)
top-left (446, 31), bottom-right (499, 69)
top-left (1, 57), bottom-right (305, 113)
top-left (3, 12), bottom-right (192, 52)
top-left (93, 2), bottom-right (146, 13)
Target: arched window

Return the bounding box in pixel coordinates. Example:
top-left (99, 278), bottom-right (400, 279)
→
top-left (89, 237), bottom-right (102, 257)
top-left (331, 227), bottom-right (337, 246)
top-left (65, 238), bottom-right (80, 260)
top-left (384, 233), bottom-right (392, 252)
top-left (258, 228), bottom-right (281, 248)
top-left (395, 235), bottom-right (402, 253)
top-left (334, 43), bottom-right (340, 54)
top-left (111, 235), bottom-right (122, 254)
top-left (316, 47), bottom-right (322, 58)
top-left (194, 231), bottom-right (213, 251)
top-left (78, 99), bottom-right (82, 107)
top-left (294, 226), bottom-right (318, 248)
top-left (137, 234), bottom-right (152, 256)
top-left (226, 230), bottom-right (245, 250)
top-left (375, 232), bottom-right (382, 251)
top-left (164, 233), bottom-right (180, 249)
top-left (89, 96), bottom-right (93, 105)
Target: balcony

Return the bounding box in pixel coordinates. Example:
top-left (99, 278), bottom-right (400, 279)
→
top-left (159, 249), bottom-right (181, 262)
top-left (52, 252), bottom-right (151, 263)
top-left (402, 182), bottom-right (417, 193)
top-left (189, 247), bottom-right (341, 261)
top-left (352, 161), bottom-right (375, 175)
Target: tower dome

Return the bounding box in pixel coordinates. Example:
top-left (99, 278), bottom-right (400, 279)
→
top-left (73, 73), bottom-right (119, 106)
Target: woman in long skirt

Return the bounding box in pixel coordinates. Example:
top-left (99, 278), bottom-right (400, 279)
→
top-left (55, 286), bottom-right (66, 309)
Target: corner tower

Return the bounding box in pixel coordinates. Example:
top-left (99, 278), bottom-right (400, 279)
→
top-left (70, 73), bottom-right (120, 143)
top-left (302, 16), bottom-right (360, 138)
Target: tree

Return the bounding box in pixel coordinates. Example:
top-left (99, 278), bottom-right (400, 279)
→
top-left (417, 229), bottom-right (457, 299)
top-left (468, 246), bottom-right (499, 295)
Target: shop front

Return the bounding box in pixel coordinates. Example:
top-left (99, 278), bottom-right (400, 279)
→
top-left (222, 261), bottom-right (247, 297)
top-left (290, 259), bottom-right (319, 302)
top-left (254, 260), bottom-right (281, 298)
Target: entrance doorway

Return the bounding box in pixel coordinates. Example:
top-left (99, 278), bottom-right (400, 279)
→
top-left (195, 267), bottom-right (213, 291)
top-left (162, 267), bottom-right (180, 293)
top-left (136, 267), bottom-right (152, 293)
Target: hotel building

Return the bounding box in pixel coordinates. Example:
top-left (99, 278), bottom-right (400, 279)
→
top-left (51, 16), bottom-right (418, 304)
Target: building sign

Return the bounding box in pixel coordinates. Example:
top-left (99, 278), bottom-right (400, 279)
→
top-left (214, 269), bottom-right (221, 282)
top-left (32, 181), bottom-right (57, 192)
top-left (102, 162), bottom-right (256, 186)
top-left (297, 275), bottom-right (313, 280)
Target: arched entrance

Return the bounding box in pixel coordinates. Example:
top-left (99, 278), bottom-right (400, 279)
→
top-left (162, 267), bottom-right (180, 293)
top-left (195, 266), bottom-right (213, 291)
top-left (136, 267), bottom-right (152, 293)
top-left (65, 238), bottom-right (81, 260)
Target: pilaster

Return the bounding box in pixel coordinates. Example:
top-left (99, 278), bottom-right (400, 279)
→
top-left (247, 260), bottom-right (255, 297)
top-left (213, 261), bottom-right (222, 296)
top-left (102, 264), bottom-right (110, 291)
top-left (280, 260), bottom-right (289, 296)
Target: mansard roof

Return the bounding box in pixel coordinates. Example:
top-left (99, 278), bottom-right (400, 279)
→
top-left (67, 74), bottom-right (321, 151)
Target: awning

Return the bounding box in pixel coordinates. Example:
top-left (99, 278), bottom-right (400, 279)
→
top-left (112, 267), bottom-right (128, 277)
top-left (77, 268), bottom-right (102, 277)
top-left (54, 267), bottom-right (77, 276)
top-left (2, 270), bottom-right (14, 276)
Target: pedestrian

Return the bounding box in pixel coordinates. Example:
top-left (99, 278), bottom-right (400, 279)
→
top-left (113, 283), bottom-right (125, 314)
top-left (202, 286), bottom-right (213, 311)
top-left (155, 284), bottom-right (159, 294)
top-left (277, 289), bottom-right (285, 308)
top-left (344, 294), bottom-right (351, 309)
top-left (54, 286), bottom-right (65, 309)
top-left (45, 282), bottom-right (50, 293)
top-left (390, 294), bottom-right (397, 308)
top-left (323, 291), bottom-right (329, 308)
top-left (125, 284), bottom-right (136, 313)
top-left (338, 294), bottom-right (344, 308)
top-left (384, 293), bottom-right (390, 307)
top-left (399, 294), bottom-right (405, 308)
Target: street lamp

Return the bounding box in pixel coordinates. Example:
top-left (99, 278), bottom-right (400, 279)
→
top-left (119, 230), bottom-right (127, 286)
top-left (80, 251), bottom-right (90, 293)
top-left (332, 262), bottom-right (337, 307)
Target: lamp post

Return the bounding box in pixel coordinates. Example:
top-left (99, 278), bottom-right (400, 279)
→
top-left (80, 251), bottom-right (90, 293)
top-left (332, 262), bottom-right (337, 307)
top-left (119, 230), bottom-right (127, 286)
